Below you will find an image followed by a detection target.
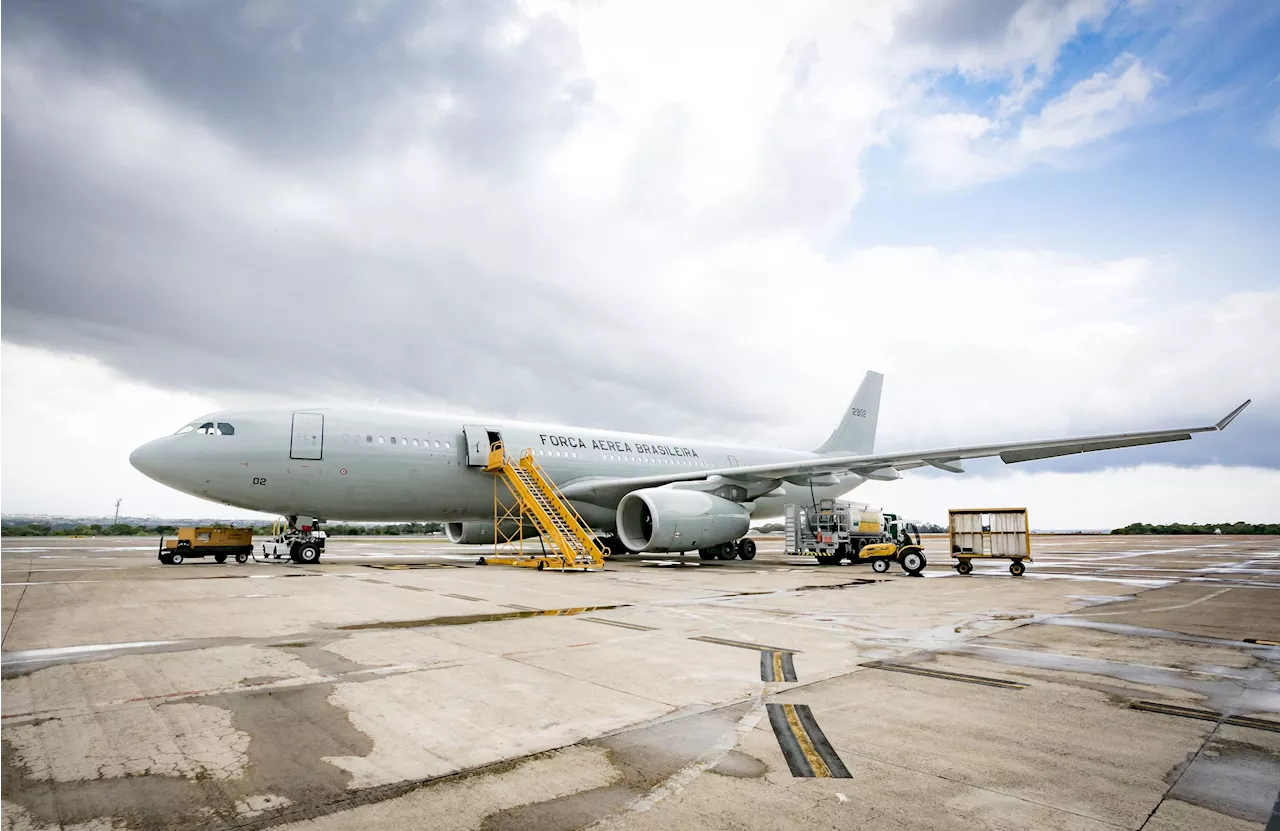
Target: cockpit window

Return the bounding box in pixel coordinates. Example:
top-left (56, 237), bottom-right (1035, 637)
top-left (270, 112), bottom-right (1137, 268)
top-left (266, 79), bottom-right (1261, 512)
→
top-left (174, 424), bottom-right (197, 435)
top-left (198, 422), bottom-right (217, 434)
top-left (216, 422), bottom-right (235, 436)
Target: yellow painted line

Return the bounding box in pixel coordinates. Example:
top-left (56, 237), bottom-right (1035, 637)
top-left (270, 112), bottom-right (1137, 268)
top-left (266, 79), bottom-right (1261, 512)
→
top-left (773, 651), bottom-right (785, 683)
top-left (783, 704), bottom-right (832, 778)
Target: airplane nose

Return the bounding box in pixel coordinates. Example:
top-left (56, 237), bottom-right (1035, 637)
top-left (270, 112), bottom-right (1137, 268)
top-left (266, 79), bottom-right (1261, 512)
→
top-left (129, 439), bottom-right (166, 481)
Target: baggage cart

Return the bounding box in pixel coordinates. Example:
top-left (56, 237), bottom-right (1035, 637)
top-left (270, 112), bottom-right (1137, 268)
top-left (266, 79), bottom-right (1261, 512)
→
top-left (948, 508), bottom-right (1031, 576)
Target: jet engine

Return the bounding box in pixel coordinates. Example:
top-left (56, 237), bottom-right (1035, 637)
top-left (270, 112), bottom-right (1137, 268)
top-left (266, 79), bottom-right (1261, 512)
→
top-left (616, 488), bottom-right (750, 553)
top-left (445, 520), bottom-right (539, 545)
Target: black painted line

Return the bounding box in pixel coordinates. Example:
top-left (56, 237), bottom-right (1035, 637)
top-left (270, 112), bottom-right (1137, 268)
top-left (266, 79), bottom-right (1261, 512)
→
top-left (760, 651), bottom-right (776, 682)
top-left (501, 604), bottom-right (538, 611)
top-left (1130, 701), bottom-right (1280, 734)
top-left (443, 593), bottom-right (486, 602)
top-left (781, 652), bottom-right (798, 682)
top-left (860, 660), bottom-right (1026, 690)
top-left (689, 635), bottom-right (801, 654)
top-left (580, 617), bottom-right (656, 632)
top-left (793, 704), bottom-right (852, 778)
top-left (398, 586), bottom-right (431, 592)
top-left (766, 703), bottom-right (814, 778)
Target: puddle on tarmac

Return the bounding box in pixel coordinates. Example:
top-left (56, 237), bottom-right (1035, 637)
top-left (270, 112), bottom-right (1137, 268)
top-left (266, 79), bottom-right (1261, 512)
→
top-left (941, 643), bottom-right (1280, 715)
top-left (338, 604), bottom-right (626, 630)
top-left (1169, 737), bottom-right (1280, 824)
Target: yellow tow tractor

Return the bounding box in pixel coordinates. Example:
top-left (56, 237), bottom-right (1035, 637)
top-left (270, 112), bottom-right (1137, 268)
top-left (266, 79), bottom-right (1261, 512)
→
top-left (158, 527), bottom-right (253, 565)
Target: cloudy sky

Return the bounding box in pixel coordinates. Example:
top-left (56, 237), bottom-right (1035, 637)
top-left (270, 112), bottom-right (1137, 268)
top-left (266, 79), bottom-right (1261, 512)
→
top-left (3, 0), bottom-right (1278, 528)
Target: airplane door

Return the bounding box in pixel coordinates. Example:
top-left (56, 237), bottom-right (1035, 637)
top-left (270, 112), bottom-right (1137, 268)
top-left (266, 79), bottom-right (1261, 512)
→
top-left (291, 413), bottom-right (324, 460)
top-left (727, 454), bottom-right (740, 467)
top-left (463, 424), bottom-right (501, 467)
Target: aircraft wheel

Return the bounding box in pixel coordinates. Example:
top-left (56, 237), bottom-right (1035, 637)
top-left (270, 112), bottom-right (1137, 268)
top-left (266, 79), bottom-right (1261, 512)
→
top-left (815, 554), bottom-right (840, 566)
top-left (215, 554), bottom-right (227, 564)
top-left (1009, 560), bottom-right (1026, 577)
top-left (170, 552), bottom-right (184, 565)
top-left (900, 549), bottom-right (926, 575)
top-left (717, 544), bottom-right (738, 561)
top-left (737, 539), bottom-right (757, 561)
top-left (235, 552), bottom-right (249, 564)
top-left (956, 560), bottom-right (972, 575)
top-left (699, 549), bottom-right (717, 561)
top-left (294, 544), bottom-right (321, 564)
top-left (871, 558), bottom-right (891, 574)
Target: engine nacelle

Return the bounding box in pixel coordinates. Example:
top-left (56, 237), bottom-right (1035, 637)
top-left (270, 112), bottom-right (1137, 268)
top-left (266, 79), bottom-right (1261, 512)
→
top-left (616, 488), bottom-right (750, 553)
top-left (445, 520), bottom-right (539, 545)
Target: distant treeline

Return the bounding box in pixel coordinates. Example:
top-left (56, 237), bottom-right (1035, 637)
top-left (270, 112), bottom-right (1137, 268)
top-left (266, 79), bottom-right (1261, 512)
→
top-left (1111, 522), bottom-right (1280, 535)
top-left (1, 521), bottom-right (445, 537)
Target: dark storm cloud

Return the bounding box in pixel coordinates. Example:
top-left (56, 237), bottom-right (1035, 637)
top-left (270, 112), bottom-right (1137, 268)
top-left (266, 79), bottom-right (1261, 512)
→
top-left (1, 0), bottom-right (591, 169)
top-left (895, 0), bottom-right (1089, 50)
top-left (0, 0), bottom-right (776, 436)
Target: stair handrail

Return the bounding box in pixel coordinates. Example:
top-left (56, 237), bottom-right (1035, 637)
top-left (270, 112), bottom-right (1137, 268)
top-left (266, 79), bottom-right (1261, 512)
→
top-left (517, 450), bottom-right (604, 560)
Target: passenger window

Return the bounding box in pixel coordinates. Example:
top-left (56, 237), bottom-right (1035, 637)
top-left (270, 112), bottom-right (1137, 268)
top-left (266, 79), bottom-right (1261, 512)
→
top-left (391, 437), bottom-right (397, 445)
top-left (434, 440), bottom-right (440, 448)
top-left (444, 441), bottom-right (450, 449)
top-left (379, 436), bottom-right (385, 444)
top-left (217, 422), bottom-right (235, 436)
top-left (367, 435), bottom-right (373, 443)
top-left (413, 439), bottom-right (419, 447)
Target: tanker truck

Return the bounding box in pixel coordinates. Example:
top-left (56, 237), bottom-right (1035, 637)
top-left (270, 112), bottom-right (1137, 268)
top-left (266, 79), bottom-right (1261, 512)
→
top-left (784, 499), bottom-right (926, 574)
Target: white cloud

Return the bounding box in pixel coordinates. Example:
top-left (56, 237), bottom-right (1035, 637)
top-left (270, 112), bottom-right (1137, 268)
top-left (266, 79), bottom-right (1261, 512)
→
top-left (905, 57), bottom-right (1158, 189)
top-left (0, 343), bottom-right (271, 520)
top-left (855, 464), bottom-right (1280, 529)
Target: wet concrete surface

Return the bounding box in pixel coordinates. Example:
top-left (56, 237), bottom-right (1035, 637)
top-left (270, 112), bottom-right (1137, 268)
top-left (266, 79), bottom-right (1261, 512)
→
top-left (3, 534), bottom-right (1279, 829)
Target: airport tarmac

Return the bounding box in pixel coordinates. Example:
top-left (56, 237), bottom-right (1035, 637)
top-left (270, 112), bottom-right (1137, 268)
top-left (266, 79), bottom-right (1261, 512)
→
top-left (2, 534), bottom-right (1278, 830)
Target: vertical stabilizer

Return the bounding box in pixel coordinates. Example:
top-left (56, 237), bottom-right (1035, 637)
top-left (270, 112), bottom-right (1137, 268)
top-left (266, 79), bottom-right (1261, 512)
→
top-left (813, 371), bottom-right (882, 456)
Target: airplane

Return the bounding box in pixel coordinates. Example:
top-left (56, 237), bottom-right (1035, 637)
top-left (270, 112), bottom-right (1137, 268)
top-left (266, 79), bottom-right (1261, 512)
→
top-left (129, 371), bottom-right (1250, 564)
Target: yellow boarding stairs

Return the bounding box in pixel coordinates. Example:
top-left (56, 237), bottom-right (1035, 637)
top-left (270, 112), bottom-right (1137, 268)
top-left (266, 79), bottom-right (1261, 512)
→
top-left (480, 441), bottom-right (607, 571)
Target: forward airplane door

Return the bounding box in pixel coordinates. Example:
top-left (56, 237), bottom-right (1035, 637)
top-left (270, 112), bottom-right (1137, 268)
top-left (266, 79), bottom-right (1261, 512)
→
top-left (291, 413), bottom-right (324, 460)
top-left (463, 424), bottom-right (502, 467)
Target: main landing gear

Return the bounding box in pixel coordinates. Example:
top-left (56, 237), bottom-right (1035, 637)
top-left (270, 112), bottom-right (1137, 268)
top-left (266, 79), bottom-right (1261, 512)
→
top-left (697, 538), bottom-right (757, 561)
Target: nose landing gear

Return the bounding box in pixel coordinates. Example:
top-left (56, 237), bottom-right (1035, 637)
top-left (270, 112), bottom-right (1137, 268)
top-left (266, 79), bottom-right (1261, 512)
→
top-left (256, 515), bottom-right (327, 564)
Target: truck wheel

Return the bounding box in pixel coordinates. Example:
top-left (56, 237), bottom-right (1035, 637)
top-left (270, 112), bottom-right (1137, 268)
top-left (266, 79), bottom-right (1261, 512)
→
top-left (900, 549), bottom-right (926, 575)
top-left (159, 553), bottom-right (173, 565)
top-left (215, 554), bottom-right (227, 564)
top-left (956, 560), bottom-right (972, 575)
top-left (737, 539), bottom-right (757, 561)
top-left (1009, 560), bottom-right (1025, 577)
top-left (871, 558), bottom-right (890, 574)
top-left (294, 545), bottom-right (321, 564)
top-left (235, 552), bottom-right (249, 564)
top-left (717, 543), bottom-right (738, 561)
top-left (170, 552), bottom-right (184, 565)
top-left (699, 549), bottom-right (717, 561)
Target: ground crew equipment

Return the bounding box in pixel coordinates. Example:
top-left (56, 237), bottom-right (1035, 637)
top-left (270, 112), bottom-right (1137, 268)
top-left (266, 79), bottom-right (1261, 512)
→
top-left (478, 440), bottom-right (607, 571)
top-left (784, 500), bottom-right (927, 575)
top-left (949, 508), bottom-right (1032, 576)
top-left (158, 527), bottom-right (253, 565)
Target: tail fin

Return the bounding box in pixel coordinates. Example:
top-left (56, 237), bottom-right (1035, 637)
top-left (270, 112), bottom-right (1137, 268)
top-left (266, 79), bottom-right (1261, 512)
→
top-left (813, 371), bottom-right (883, 456)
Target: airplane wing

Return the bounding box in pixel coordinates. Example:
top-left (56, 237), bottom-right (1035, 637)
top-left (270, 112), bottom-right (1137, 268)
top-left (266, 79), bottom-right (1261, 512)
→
top-left (559, 400), bottom-right (1251, 508)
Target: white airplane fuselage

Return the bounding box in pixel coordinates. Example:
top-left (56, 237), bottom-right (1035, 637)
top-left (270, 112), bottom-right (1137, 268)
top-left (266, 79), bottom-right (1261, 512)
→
top-left (129, 407), bottom-right (863, 528)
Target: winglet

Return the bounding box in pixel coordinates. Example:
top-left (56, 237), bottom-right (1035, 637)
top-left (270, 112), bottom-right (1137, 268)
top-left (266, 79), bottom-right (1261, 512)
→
top-left (1216, 400), bottom-right (1250, 431)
